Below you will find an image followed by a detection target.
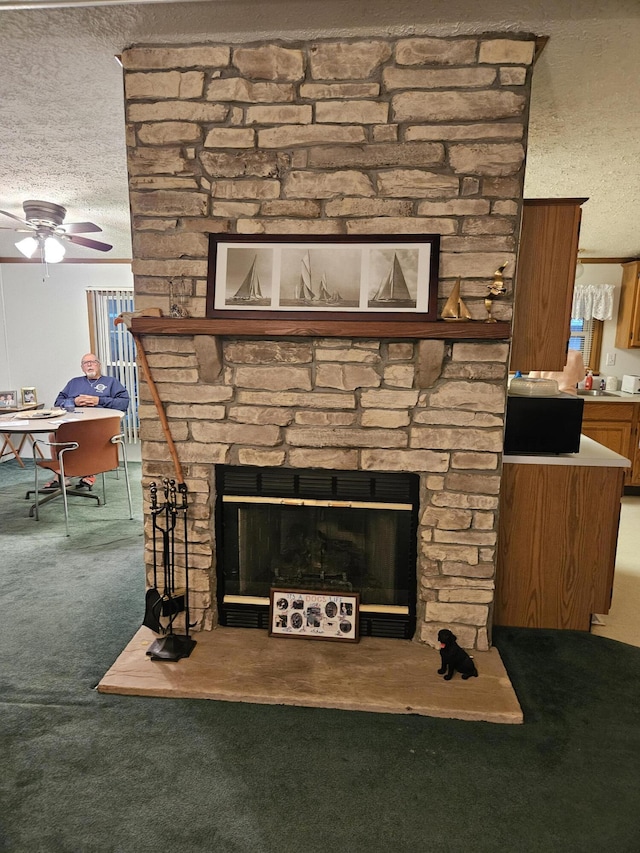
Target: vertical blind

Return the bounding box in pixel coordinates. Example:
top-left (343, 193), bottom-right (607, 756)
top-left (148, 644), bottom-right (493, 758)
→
top-left (86, 289), bottom-right (139, 444)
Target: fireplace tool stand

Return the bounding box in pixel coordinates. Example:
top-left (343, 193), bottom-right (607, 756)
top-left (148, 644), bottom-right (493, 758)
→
top-left (143, 479), bottom-right (196, 661)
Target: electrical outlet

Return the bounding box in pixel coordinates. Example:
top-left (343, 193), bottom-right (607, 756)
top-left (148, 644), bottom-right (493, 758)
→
top-left (606, 353), bottom-right (616, 366)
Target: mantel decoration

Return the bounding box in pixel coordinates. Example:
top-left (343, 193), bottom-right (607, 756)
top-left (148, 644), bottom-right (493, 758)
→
top-left (206, 233), bottom-right (440, 322)
top-left (484, 262), bottom-right (509, 323)
top-left (440, 277), bottom-right (472, 321)
top-left (168, 277), bottom-right (191, 318)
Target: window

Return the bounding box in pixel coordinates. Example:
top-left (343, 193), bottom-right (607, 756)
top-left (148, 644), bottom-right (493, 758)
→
top-left (87, 289), bottom-right (139, 443)
top-left (568, 317), bottom-right (603, 373)
top-left (569, 317), bottom-right (593, 363)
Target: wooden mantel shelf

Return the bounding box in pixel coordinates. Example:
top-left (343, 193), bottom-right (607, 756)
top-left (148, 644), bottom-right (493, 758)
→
top-left (130, 317), bottom-right (511, 340)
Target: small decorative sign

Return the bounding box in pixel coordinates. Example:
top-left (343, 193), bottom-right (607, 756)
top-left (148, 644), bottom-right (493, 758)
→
top-left (269, 588), bottom-right (360, 643)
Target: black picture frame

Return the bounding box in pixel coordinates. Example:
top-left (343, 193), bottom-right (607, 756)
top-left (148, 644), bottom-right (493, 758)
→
top-left (206, 233), bottom-right (440, 322)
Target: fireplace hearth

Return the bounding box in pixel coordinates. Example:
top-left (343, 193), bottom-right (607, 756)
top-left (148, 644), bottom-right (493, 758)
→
top-left (215, 466), bottom-right (419, 638)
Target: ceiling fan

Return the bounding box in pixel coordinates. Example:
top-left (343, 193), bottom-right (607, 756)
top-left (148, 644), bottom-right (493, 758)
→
top-left (0, 199), bottom-right (112, 263)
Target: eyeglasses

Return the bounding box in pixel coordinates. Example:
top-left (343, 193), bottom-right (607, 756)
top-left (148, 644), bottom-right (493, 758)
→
top-left (82, 360), bottom-right (99, 366)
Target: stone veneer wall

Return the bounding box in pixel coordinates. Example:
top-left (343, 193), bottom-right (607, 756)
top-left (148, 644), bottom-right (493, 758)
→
top-left (122, 34), bottom-right (536, 650)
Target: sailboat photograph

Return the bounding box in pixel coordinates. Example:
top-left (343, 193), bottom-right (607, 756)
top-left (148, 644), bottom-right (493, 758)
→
top-left (225, 249), bottom-right (271, 306)
top-left (207, 235), bottom-right (439, 320)
top-left (280, 247), bottom-right (357, 308)
top-left (316, 272), bottom-right (340, 304)
top-left (293, 250), bottom-right (317, 304)
top-left (368, 250), bottom-right (417, 309)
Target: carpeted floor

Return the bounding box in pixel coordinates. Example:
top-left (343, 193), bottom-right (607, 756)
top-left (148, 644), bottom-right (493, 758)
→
top-left (1, 458), bottom-right (640, 853)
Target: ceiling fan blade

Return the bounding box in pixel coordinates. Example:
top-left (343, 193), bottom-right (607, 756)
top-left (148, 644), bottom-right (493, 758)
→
top-left (65, 234), bottom-right (113, 252)
top-left (63, 221), bottom-right (103, 234)
top-left (0, 209), bottom-right (29, 226)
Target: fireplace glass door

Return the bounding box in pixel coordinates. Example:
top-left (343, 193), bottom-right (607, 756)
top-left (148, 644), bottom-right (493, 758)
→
top-left (215, 466), bottom-right (418, 637)
top-left (223, 499), bottom-right (412, 606)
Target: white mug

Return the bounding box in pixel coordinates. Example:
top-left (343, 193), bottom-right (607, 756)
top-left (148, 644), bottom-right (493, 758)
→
top-left (605, 376), bottom-right (619, 391)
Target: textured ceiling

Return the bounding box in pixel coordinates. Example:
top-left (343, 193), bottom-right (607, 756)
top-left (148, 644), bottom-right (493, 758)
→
top-left (0, 0), bottom-right (638, 261)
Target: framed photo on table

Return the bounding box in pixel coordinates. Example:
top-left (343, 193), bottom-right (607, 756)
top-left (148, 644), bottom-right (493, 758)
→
top-left (206, 233), bottom-right (440, 322)
top-left (269, 588), bottom-right (360, 643)
top-left (0, 390), bottom-right (18, 408)
top-left (21, 387), bottom-right (37, 406)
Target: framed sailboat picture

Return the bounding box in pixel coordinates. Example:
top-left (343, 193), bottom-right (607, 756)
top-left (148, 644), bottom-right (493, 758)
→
top-left (206, 234), bottom-right (440, 321)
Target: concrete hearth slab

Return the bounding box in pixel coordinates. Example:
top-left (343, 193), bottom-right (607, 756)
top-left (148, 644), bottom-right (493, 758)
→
top-left (98, 626), bottom-right (523, 724)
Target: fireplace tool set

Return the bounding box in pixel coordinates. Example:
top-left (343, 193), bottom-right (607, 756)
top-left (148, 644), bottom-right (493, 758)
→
top-left (142, 478), bottom-right (196, 661)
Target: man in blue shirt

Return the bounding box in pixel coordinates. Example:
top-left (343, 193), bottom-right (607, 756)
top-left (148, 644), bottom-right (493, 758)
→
top-left (44, 353), bottom-right (130, 490)
top-left (55, 353), bottom-right (130, 414)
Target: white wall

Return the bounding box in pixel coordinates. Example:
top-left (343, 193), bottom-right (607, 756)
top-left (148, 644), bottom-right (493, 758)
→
top-left (579, 263), bottom-right (640, 380)
top-left (0, 261), bottom-right (133, 408)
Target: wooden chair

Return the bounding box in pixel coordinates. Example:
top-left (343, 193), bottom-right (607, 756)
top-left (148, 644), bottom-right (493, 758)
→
top-left (31, 417), bottom-right (133, 536)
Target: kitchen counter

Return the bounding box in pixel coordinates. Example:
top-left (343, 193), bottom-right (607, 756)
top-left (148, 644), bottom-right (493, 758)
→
top-left (496, 435), bottom-right (627, 631)
top-left (504, 435), bottom-right (631, 467)
top-left (577, 390), bottom-right (640, 402)
top-left (580, 396), bottom-right (640, 486)
top-left (508, 387), bottom-right (639, 404)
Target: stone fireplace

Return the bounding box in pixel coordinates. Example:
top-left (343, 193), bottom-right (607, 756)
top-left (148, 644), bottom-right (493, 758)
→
top-left (122, 32), bottom-right (537, 650)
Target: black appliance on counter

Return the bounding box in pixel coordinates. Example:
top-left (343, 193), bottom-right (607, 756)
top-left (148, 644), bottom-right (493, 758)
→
top-left (504, 392), bottom-right (584, 455)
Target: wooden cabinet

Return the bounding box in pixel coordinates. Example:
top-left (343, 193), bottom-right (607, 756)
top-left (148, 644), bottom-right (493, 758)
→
top-left (495, 461), bottom-right (624, 630)
top-left (634, 439), bottom-right (640, 487)
top-left (581, 401), bottom-right (639, 485)
top-left (510, 198), bottom-right (587, 373)
top-left (615, 261), bottom-right (640, 348)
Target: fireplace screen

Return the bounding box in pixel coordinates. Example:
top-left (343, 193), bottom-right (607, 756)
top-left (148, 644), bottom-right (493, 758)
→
top-left (222, 498), bottom-right (413, 606)
top-left (215, 467), bottom-right (418, 627)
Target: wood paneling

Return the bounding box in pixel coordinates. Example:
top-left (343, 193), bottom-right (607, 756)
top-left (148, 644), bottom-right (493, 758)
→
top-left (615, 261), bottom-right (640, 348)
top-left (582, 401), bottom-right (635, 422)
top-left (580, 422), bottom-right (632, 459)
top-left (495, 463), bottom-right (624, 630)
top-left (510, 198), bottom-right (586, 373)
top-left (581, 400), bottom-right (638, 485)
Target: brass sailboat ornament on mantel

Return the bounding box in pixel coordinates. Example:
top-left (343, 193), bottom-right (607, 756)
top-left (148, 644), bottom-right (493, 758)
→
top-left (440, 277), bottom-right (472, 321)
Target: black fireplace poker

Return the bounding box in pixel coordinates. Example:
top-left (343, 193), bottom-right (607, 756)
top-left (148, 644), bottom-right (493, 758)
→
top-left (143, 478), bottom-right (196, 661)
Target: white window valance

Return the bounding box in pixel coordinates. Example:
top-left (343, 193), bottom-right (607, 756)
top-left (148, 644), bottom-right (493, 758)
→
top-left (572, 283), bottom-right (615, 321)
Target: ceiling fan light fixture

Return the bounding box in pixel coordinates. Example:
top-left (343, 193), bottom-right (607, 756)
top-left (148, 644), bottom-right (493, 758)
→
top-left (3, 201), bottom-right (111, 265)
top-left (43, 236), bottom-right (66, 263)
top-left (15, 235), bottom-right (39, 258)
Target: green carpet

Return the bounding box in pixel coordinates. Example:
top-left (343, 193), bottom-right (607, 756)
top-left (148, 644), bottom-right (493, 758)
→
top-left (1, 459), bottom-right (639, 852)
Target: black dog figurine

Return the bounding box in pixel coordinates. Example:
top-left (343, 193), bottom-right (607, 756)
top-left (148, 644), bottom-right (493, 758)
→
top-left (437, 629), bottom-right (478, 681)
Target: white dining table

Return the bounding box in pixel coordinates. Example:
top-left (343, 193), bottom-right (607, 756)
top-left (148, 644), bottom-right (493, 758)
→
top-left (0, 407), bottom-right (122, 467)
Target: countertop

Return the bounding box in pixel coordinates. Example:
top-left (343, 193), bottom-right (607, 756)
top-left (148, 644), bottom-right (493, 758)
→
top-left (577, 390), bottom-right (640, 403)
top-left (503, 435), bottom-right (631, 468)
